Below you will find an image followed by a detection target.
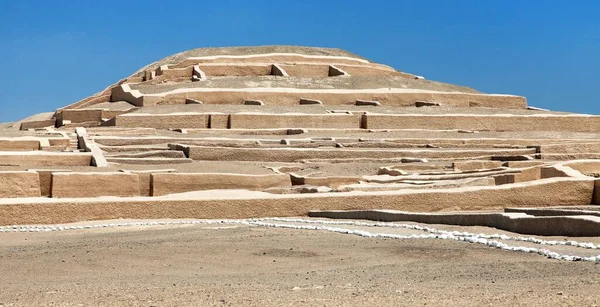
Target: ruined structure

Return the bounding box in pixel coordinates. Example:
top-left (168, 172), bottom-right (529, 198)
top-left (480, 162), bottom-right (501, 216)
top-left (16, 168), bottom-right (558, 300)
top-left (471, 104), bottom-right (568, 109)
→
top-left (1, 46), bottom-right (600, 236)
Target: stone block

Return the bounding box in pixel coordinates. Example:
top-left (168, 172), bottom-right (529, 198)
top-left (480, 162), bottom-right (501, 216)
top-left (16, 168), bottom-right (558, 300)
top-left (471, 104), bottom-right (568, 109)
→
top-left (512, 167), bottom-right (542, 182)
top-left (115, 113), bottom-right (210, 129)
top-left (209, 114), bottom-right (230, 129)
top-left (229, 113), bottom-right (361, 129)
top-left (28, 169), bottom-right (72, 197)
top-left (150, 173), bottom-right (292, 196)
top-left (60, 109), bottom-right (103, 124)
top-left (332, 64), bottom-right (407, 77)
top-left (453, 160), bottom-right (504, 171)
top-left (561, 160), bottom-right (600, 175)
top-left (494, 174), bottom-right (514, 185)
top-left (541, 166), bottom-right (571, 179)
top-left (494, 167), bottom-right (542, 185)
top-left (0, 171), bottom-right (41, 198)
top-left (0, 152), bottom-right (92, 167)
top-left (0, 139), bottom-right (41, 151)
top-left (105, 157), bottom-right (193, 165)
top-left (540, 143), bottom-right (600, 154)
top-left (280, 64), bottom-right (330, 77)
top-left (197, 64), bottom-right (272, 76)
top-left (19, 118), bottom-right (56, 130)
top-left (110, 84), bottom-right (144, 107)
top-left (50, 172), bottom-right (140, 198)
top-left (121, 169), bottom-right (176, 197)
top-left (504, 161), bottom-right (547, 168)
top-left (364, 114), bottom-right (600, 132)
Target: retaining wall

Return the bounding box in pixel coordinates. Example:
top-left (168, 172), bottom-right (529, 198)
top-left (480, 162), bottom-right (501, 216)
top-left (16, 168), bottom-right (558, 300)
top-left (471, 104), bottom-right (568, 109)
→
top-left (142, 89), bottom-right (526, 109)
top-left (560, 160), bottom-right (600, 175)
top-left (229, 113), bottom-right (361, 129)
top-left (111, 84), bottom-right (145, 107)
top-left (494, 167), bottom-right (542, 185)
top-left (364, 114), bottom-right (600, 132)
top-left (150, 173), bottom-right (292, 196)
top-left (280, 64), bottom-right (330, 77)
top-left (30, 169), bottom-right (72, 197)
top-left (452, 160), bottom-right (504, 171)
top-left (0, 152), bottom-right (92, 166)
top-left (121, 169), bottom-right (176, 197)
top-left (0, 139), bottom-right (40, 151)
top-left (59, 109), bottom-right (103, 124)
top-left (334, 64), bottom-right (410, 77)
top-left (50, 172), bottom-right (140, 198)
top-left (197, 64), bottom-right (273, 76)
top-left (540, 143), bottom-right (600, 154)
top-left (115, 113), bottom-right (210, 129)
top-left (170, 53), bottom-right (377, 67)
top-left (186, 146), bottom-right (536, 162)
top-left (19, 118), bottom-right (57, 130)
top-left (0, 177), bottom-right (593, 225)
top-left (208, 114), bottom-right (230, 129)
top-left (0, 171), bottom-right (41, 198)
top-left (156, 66), bottom-right (194, 79)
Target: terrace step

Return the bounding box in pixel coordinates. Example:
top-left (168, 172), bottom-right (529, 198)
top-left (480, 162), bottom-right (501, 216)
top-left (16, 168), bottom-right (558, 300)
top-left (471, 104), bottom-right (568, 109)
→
top-left (183, 145), bottom-right (537, 162)
top-left (106, 150), bottom-right (187, 159)
top-left (99, 145), bottom-right (171, 153)
top-left (106, 157), bottom-right (193, 165)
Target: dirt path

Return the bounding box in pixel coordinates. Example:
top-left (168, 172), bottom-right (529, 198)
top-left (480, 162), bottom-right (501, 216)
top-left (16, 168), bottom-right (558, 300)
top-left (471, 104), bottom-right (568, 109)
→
top-left (0, 220), bottom-right (599, 306)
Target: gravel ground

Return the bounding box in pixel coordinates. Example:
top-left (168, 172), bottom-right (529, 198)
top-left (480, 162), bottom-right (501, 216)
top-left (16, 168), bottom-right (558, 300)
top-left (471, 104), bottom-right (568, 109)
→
top-left (0, 219), bottom-right (599, 306)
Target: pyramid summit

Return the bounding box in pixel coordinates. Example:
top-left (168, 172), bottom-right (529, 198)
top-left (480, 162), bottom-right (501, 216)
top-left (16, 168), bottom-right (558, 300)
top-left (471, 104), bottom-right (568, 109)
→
top-left (11, 45), bottom-right (522, 128)
top-left (1, 45), bottom-right (600, 237)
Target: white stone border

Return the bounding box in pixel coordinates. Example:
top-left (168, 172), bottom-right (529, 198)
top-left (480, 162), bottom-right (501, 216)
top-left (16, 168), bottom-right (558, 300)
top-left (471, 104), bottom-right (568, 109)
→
top-left (1, 217), bottom-right (599, 262)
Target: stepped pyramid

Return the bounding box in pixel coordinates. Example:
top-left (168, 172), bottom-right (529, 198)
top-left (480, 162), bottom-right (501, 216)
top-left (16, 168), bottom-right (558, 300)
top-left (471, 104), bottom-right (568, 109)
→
top-left (1, 46), bottom-right (600, 236)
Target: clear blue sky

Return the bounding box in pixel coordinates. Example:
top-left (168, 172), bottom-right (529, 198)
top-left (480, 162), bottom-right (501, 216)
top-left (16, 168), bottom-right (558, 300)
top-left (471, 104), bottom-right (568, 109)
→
top-left (1, 0), bottom-right (599, 122)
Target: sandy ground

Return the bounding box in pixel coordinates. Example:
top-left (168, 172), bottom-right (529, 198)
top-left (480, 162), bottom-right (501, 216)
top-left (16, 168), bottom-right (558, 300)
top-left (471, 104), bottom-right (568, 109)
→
top-left (1, 218), bottom-right (599, 306)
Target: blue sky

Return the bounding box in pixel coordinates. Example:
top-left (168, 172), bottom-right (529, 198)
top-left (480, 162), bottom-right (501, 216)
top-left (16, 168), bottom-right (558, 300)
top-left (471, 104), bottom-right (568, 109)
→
top-left (1, 0), bottom-right (599, 122)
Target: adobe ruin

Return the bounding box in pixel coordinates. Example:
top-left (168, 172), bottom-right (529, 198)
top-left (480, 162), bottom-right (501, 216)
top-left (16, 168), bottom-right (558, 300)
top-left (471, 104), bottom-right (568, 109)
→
top-left (1, 46), bottom-right (600, 236)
